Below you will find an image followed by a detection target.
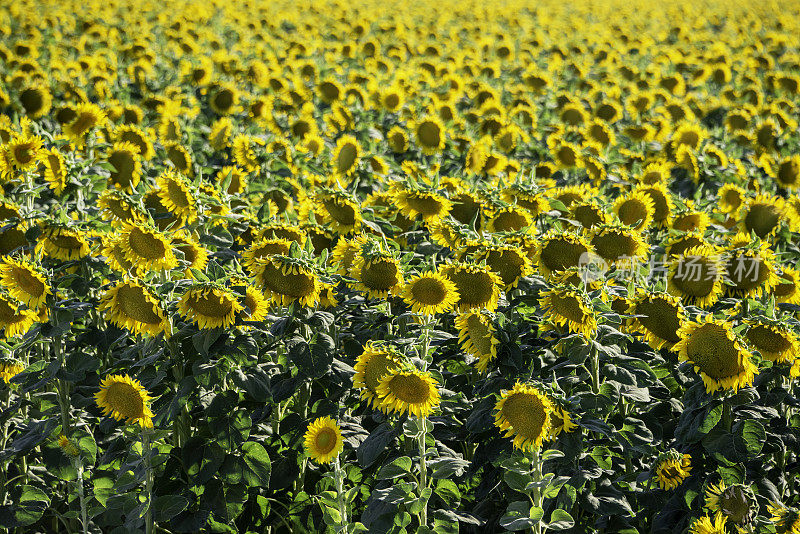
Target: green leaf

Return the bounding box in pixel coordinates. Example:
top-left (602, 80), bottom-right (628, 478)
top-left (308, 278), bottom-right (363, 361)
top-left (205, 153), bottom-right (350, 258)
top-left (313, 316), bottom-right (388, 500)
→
top-left (0, 485), bottom-right (50, 527)
top-left (499, 501), bottom-right (543, 531)
top-left (504, 470), bottom-right (533, 492)
top-left (377, 456), bottom-right (412, 480)
top-left (699, 403), bottom-right (723, 434)
top-left (547, 509), bottom-right (575, 531)
top-left (153, 495), bottom-right (190, 522)
top-left (733, 420), bottom-right (765, 458)
top-left (241, 441), bottom-right (271, 486)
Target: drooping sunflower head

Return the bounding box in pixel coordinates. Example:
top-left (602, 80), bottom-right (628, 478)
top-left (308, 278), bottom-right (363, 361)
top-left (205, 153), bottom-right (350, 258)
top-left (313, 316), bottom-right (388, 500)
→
top-left (494, 382), bottom-right (554, 451)
top-left (0, 293), bottom-right (37, 340)
top-left (776, 155), bottom-right (800, 190)
top-left (64, 102), bottom-right (107, 141)
top-left (94, 374), bottom-right (154, 428)
top-left (178, 283), bottom-right (244, 330)
top-left (401, 270), bottom-right (460, 315)
top-left (310, 190), bottom-right (362, 233)
top-left (441, 261), bottom-right (502, 312)
top-left (242, 237), bottom-right (292, 271)
top-left (535, 231), bottom-right (592, 279)
top-left (745, 318), bottom-right (800, 364)
top-left (38, 148), bottom-right (67, 196)
top-left (303, 416), bottom-right (344, 465)
top-left (539, 285), bottom-right (598, 338)
top-left (414, 116), bottom-right (446, 154)
top-left (627, 291), bottom-right (685, 351)
top-left (155, 170), bottom-right (197, 224)
top-left (376, 367), bottom-right (441, 418)
top-left (0, 256), bottom-right (51, 309)
top-left (703, 481), bottom-right (756, 526)
top-left (486, 206), bottom-right (533, 233)
top-left (724, 242), bottom-right (780, 298)
top-left (353, 341), bottom-right (405, 408)
top-left (718, 183), bottom-right (747, 214)
top-left (544, 398), bottom-right (578, 441)
top-left (475, 244), bottom-right (532, 290)
top-left (768, 502), bottom-right (800, 534)
top-left (331, 134), bottom-right (361, 176)
top-left (98, 279), bottom-right (168, 337)
top-left (667, 245), bottom-right (725, 308)
top-left (233, 282), bottom-right (269, 324)
top-left (349, 247), bottom-right (404, 300)
top-left (118, 222), bottom-right (177, 274)
top-left (6, 133), bottom-right (43, 171)
top-left (393, 186), bottom-right (452, 223)
top-left (654, 450), bottom-right (692, 490)
top-left (455, 311), bottom-right (499, 373)
top-left (36, 225), bottom-right (91, 262)
top-left (171, 231), bottom-right (209, 277)
top-left (106, 141), bottom-right (143, 192)
top-left (589, 224), bottom-right (649, 266)
top-left (255, 254), bottom-right (321, 307)
top-left (0, 358), bottom-right (24, 384)
top-left (98, 190), bottom-right (144, 226)
top-left (739, 194), bottom-right (785, 239)
top-left (613, 190), bottom-right (655, 230)
top-left (500, 184), bottom-right (550, 218)
top-left (773, 267), bottom-right (800, 305)
top-left (674, 316), bottom-right (758, 393)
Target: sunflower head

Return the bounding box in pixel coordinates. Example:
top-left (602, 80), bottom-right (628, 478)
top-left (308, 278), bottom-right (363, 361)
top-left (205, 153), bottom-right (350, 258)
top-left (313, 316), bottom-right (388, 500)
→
top-left (303, 416), bottom-right (344, 464)
top-left (0, 256), bottom-right (51, 309)
top-left (441, 261), bottom-right (502, 312)
top-left (674, 316), bottom-right (758, 393)
top-left (94, 374), bottom-right (154, 428)
top-left (703, 481), bottom-right (756, 525)
top-left (539, 285), bottom-right (598, 337)
top-left (376, 367), bottom-right (441, 418)
top-left (739, 194), bottom-right (785, 239)
top-left (475, 244), bottom-right (532, 290)
top-left (255, 254), bottom-right (321, 307)
top-left (0, 358), bottom-right (24, 384)
top-left (99, 279), bottom-right (169, 337)
top-left (768, 502), bottom-right (800, 534)
top-left (494, 382), bottom-right (554, 451)
top-left (627, 291), bottom-right (684, 351)
top-left (745, 318), bottom-right (800, 363)
top-left (178, 283), bottom-right (244, 330)
top-left (118, 222), bottom-right (178, 274)
top-left (613, 190), bottom-right (655, 230)
top-left (456, 311), bottom-right (499, 373)
top-left (589, 224), bottom-right (648, 265)
top-left (654, 450), bottom-right (692, 490)
top-left (155, 171), bottom-right (197, 224)
top-left (393, 186), bottom-right (452, 223)
top-left (353, 341), bottom-right (405, 408)
top-left (401, 270), bottom-right (460, 315)
top-left (349, 246), bottom-right (404, 300)
top-left (667, 245), bottom-right (725, 308)
top-left (535, 231), bottom-right (592, 279)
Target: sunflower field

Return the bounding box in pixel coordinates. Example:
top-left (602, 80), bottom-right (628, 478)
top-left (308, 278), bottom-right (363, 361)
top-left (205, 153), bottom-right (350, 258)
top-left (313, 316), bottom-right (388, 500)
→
top-left (4, 0), bottom-right (800, 532)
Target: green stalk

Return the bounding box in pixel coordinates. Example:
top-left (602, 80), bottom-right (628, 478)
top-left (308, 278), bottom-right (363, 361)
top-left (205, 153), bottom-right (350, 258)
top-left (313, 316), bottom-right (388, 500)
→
top-left (531, 448), bottom-right (543, 534)
top-left (333, 456), bottom-right (348, 532)
top-left (589, 345), bottom-right (600, 395)
top-left (74, 459), bottom-right (89, 534)
top-left (418, 417), bottom-right (429, 528)
top-left (142, 429), bottom-right (155, 534)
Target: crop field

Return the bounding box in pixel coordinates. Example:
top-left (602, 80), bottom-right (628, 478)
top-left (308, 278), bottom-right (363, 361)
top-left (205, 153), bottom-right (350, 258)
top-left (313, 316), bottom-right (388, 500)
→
top-left (1, 0), bottom-right (800, 532)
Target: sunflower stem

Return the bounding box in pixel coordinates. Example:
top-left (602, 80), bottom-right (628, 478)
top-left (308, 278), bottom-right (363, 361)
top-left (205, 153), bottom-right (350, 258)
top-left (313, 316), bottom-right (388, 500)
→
top-left (589, 345), bottom-right (600, 395)
top-left (418, 416), bottom-right (429, 528)
top-left (333, 456), bottom-right (348, 532)
top-left (73, 458), bottom-right (89, 534)
top-left (142, 428), bottom-right (155, 534)
top-left (531, 448), bottom-right (543, 534)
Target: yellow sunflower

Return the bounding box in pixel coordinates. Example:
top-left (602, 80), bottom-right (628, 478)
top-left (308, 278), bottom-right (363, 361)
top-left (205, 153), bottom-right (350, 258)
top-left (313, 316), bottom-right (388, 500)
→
top-left (63, 102), bottom-right (107, 142)
top-left (723, 241), bottom-right (780, 298)
top-left (745, 319), bottom-right (800, 364)
top-left (627, 292), bottom-right (685, 351)
top-left (703, 481), bottom-right (756, 525)
top-left (393, 187), bottom-right (452, 222)
top-left (739, 194), bottom-right (785, 239)
top-left (94, 374), bottom-right (154, 428)
top-left (99, 280), bottom-right (169, 337)
top-left (455, 311), bottom-right (499, 373)
top-left (6, 134), bottom-right (43, 171)
top-left (667, 245), bottom-right (725, 308)
top-left (0, 294), bottom-right (37, 339)
top-left (401, 270), bottom-right (460, 315)
top-left (303, 416), bottom-right (344, 464)
top-left (689, 513), bottom-right (727, 534)
top-left (613, 190), bottom-right (655, 230)
top-left (39, 148), bottom-right (67, 196)
top-left (353, 341), bottom-right (404, 409)
top-left (441, 262), bottom-right (502, 312)
top-left (155, 171), bottom-right (197, 224)
top-left (310, 190), bottom-right (362, 234)
top-left (768, 503), bottom-right (800, 534)
top-left (774, 267), bottom-right (800, 304)
top-left (0, 359), bottom-right (24, 384)
top-left (535, 231), bottom-right (593, 279)
top-left (476, 244), bottom-right (532, 290)
top-left (376, 367), bottom-right (441, 418)
top-left (106, 142), bottom-right (143, 192)
top-left (494, 382), bottom-right (554, 451)
top-left (242, 237), bottom-right (292, 272)
top-left (118, 222), bottom-right (178, 274)
top-left (349, 252), bottom-right (404, 300)
top-left (674, 316), bottom-right (758, 393)
top-left (171, 232), bottom-right (209, 277)
top-left (589, 224), bottom-right (648, 266)
top-left (178, 284), bottom-right (244, 330)
top-left (0, 256), bottom-right (51, 309)
top-left (414, 116), bottom-right (447, 154)
top-left (255, 255), bottom-right (321, 307)
top-left (331, 135), bottom-right (361, 176)
top-left (36, 226), bottom-right (91, 261)
top-left (539, 285), bottom-right (597, 338)
top-left (654, 450), bottom-right (692, 490)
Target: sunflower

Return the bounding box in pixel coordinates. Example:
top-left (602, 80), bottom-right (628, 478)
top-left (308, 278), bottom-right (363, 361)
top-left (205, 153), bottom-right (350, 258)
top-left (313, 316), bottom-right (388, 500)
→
top-left (739, 194), bottom-right (785, 239)
top-left (375, 367), bottom-right (441, 418)
top-left (260, 223), bottom-right (306, 244)
top-left (539, 285), bottom-right (597, 337)
top-left (674, 316), bottom-right (758, 393)
top-left (349, 252), bottom-right (403, 300)
top-left (745, 320), bottom-right (800, 364)
top-left (178, 283), bottom-right (244, 330)
top-left (774, 267), bottom-right (800, 304)
top-left (94, 374), bottom-right (154, 428)
top-left (242, 237), bottom-right (292, 271)
top-left (216, 165), bottom-right (248, 196)
top-left (18, 83), bottom-right (51, 118)
top-left (311, 190), bottom-right (362, 233)
top-left (535, 231), bottom-right (592, 279)
top-left (393, 187), bottom-right (451, 222)
top-left (589, 224), bottom-right (648, 266)
top-left (500, 185), bottom-right (549, 218)
top-left (353, 341), bottom-right (405, 408)
top-left (688, 513), bottom-right (727, 534)
top-left (456, 311), bottom-right (499, 373)
top-left (0, 359), bottom-right (24, 384)
top-left (768, 503), bottom-right (800, 534)
top-left (476, 244), bottom-right (532, 290)
top-left (494, 382), bottom-right (554, 451)
top-left (401, 270), bottom-right (459, 315)
top-left (654, 450), bottom-right (692, 490)
top-left (486, 206), bottom-right (532, 233)
top-left (209, 83), bottom-right (239, 115)
top-left (303, 416), bottom-right (344, 464)
top-left (331, 135), bottom-right (361, 176)
top-left (115, 124), bottom-right (154, 161)
top-left (155, 171), bottom-right (197, 224)
top-left (0, 256), bottom-right (51, 309)
top-left (232, 135), bottom-right (264, 172)
top-left (441, 262), bottom-right (502, 312)
top-left (106, 142), bottom-right (143, 192)
top-left (255, 255), bottom-right (321, 307)
top-left (724, 242), bottom-right (780, 298)
top-left (208, 117), bottom-right (233, 150)
top-left (102, 235), bottom-right (135, 274)
top-left (545, 401), bottom-right (578, 441)
top-left (387, 126), bottom-right (409, 153)
top-left (39, 148), bottom-right (67, 195)
top-left (704, 481), bottom-right (756, 525)
top-left (37, 226), bottom-right (91, 261)
top-left (6, 134), bottom-right (43, 171)
top-left (667, 246), bottom-right (725, 308)
top-left (98, 190), bottom-right (143, 226)
top-left (171, 232), bottom-right (209, 276)
top-left (63, 102), bottom-right (106, 141)
top-left (613, 190), bottom-right (655, 230)
top-left (776, 155), bottom-right (800, 190)
top-left (414, 116), bottom-right (446, 154)
top-left (99, 280), bottom-right (169, 337)
top-left (237, 283), bottom-right (269, 323)
top-left (571, 200), bottom-right (611, 230)
top-left (118, 223), bottom-right (177, 274)
top-left (165, 142), bottom-right (192, 175)
top-left (627, 292), bottom-right (685, 351)
top-left (0, 294), bottom-right (37, 339)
